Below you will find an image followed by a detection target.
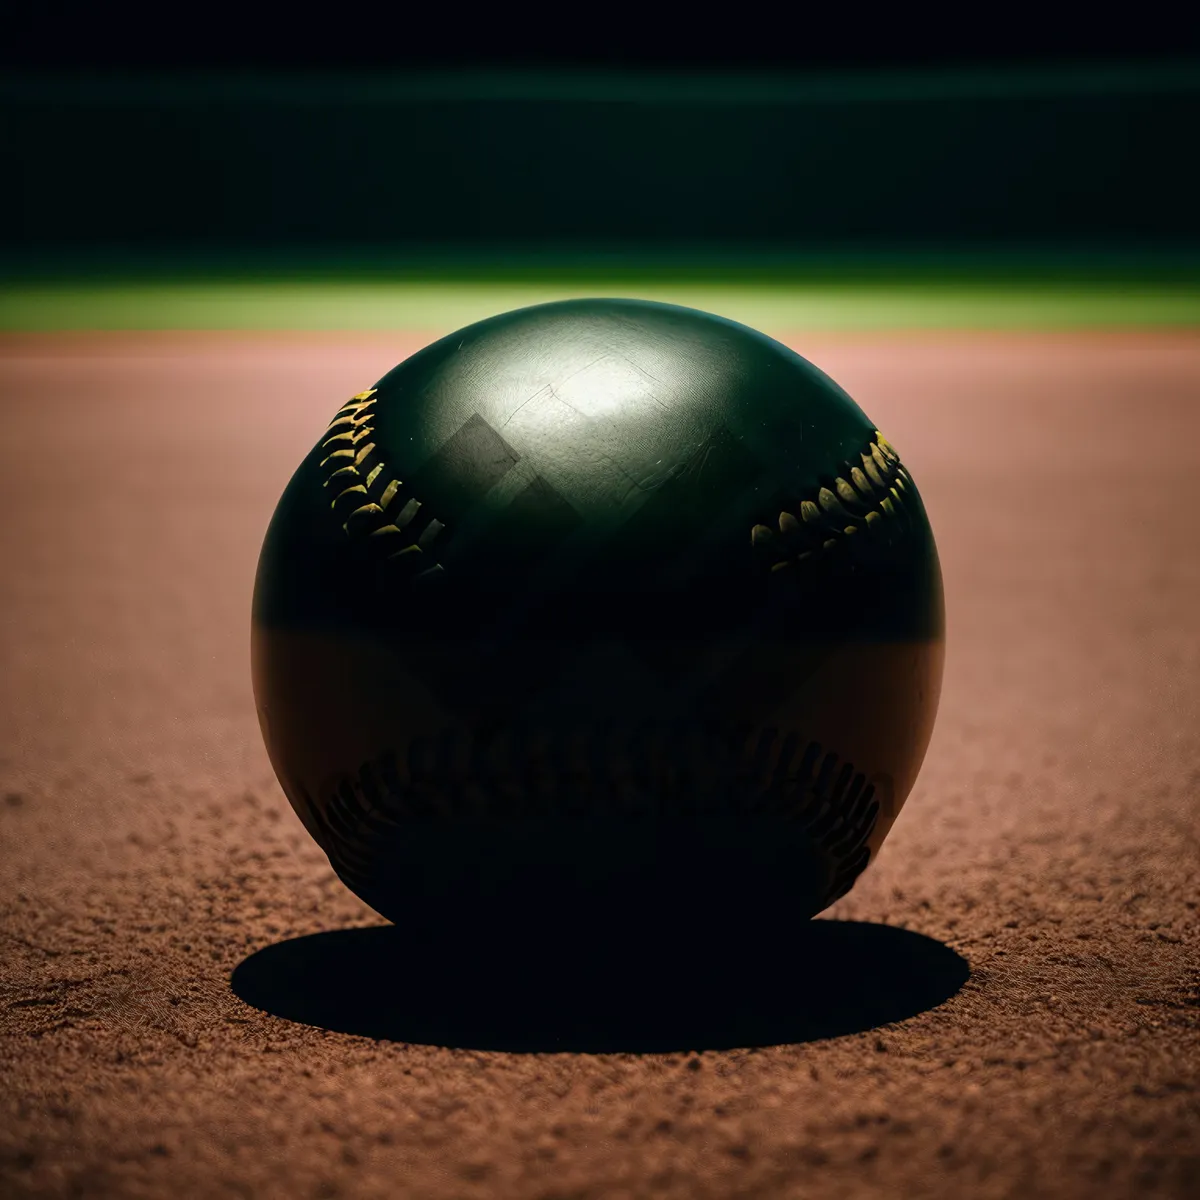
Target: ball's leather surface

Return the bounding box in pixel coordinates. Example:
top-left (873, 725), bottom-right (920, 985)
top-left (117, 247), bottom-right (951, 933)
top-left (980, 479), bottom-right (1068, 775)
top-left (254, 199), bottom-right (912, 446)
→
top-left (252, 299), bottom-right (944, 945)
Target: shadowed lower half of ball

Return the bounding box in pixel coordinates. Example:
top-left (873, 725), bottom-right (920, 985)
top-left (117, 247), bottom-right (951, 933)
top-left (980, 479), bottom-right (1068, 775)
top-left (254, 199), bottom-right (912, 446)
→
top-left (253, 572), bottom-right (943, 936)
top-left (326, 812), bottom-right (837, 951)
top-left (250, 645), bottom-right (942, 940)
top-left (254, 550), bottom-right (943, 937)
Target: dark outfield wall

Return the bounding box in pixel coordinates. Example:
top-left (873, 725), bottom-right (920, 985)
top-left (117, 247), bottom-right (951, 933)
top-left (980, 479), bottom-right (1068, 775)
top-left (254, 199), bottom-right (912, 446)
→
top-left (4, 65), bottom-right (1199, 254)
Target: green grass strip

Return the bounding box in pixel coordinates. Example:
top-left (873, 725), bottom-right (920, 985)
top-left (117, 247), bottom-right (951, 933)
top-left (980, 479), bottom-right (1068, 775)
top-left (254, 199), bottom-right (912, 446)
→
top-left (2, 280), bottom-right (1199, 332)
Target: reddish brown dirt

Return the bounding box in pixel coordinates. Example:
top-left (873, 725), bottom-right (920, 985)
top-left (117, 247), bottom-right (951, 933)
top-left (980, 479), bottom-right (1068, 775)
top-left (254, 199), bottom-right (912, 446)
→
top-left (1, 329), bottom-right (1197, 1199)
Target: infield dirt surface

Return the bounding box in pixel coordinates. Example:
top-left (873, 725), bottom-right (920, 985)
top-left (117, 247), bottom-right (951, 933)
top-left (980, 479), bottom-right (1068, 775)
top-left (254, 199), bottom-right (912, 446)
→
top-left (1, 330), bottom-right (1197, 1199)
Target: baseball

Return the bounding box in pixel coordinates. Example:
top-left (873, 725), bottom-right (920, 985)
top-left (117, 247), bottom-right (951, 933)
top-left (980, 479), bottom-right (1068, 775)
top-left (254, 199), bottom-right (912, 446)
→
top-left (252, 298), bottom-right (944, 947)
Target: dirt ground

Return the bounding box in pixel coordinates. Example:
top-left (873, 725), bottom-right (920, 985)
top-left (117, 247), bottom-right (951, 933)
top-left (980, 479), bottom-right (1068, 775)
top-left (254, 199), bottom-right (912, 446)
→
top-left (0, 329), bottom-right (1197, 1199)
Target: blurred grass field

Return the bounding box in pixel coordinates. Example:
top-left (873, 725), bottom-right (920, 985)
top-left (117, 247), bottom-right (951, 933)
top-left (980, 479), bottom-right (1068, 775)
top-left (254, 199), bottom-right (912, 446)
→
top-left (4, 261), bottom-right (1200, 333)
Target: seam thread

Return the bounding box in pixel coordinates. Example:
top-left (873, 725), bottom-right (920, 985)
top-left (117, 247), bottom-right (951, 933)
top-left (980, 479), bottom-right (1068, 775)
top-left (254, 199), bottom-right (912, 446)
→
top-left (319, 390), bottom-right (447, 583)
top-left (298, 723), bottom-right (880, 909)
top-left (752, 431), bottom-right (915, 571)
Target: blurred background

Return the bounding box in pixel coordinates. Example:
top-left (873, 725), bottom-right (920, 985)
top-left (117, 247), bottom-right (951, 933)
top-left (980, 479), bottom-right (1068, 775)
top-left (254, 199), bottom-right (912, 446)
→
top-left (4, 17), bottom-right (1199, 331)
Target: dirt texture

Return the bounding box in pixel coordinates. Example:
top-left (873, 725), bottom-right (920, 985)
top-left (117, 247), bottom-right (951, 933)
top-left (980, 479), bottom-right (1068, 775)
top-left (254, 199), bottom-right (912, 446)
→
top-left (1, 329), bottom-right (1197, 1199)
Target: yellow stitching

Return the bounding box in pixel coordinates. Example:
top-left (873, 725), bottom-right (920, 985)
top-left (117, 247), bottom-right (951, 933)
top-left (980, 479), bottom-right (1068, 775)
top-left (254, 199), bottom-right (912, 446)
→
top-left (849, 466), bottom-right (875, 498)
top-left (835, 477), bottom-right (861, 507)
top-left (817, 487), bottom-right (851, 520)
top-left (875, 431), bottom-right (899, 462)
top-left (329, 401), bottom-right (371, 419)
top-left (318, 392), bottom-right (448, 579)
top-left (344, 507), bottom-right (386, 535)
top-left (331, 484), bottom-right (369, 509)
top-left (861, 454), bottom-right (886, 489)
top-left (756, 432), bottom-right (914, 571)
top-left (417, 519), bottom-right (445, 548)
top-left (321, 425), bottom-right (374, 449)
top-left (325, 399), bottom-right (374, 422)
top-left (393, 498), bottom-right (422, 528)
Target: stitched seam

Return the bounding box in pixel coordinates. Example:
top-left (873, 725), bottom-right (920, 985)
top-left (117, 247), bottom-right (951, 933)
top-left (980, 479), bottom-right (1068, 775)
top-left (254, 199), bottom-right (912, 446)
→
top-left (302, 724), bottom-right (880, 907)
top-left (752, 430), bottom-right (915, 570)
top-left (319, 390), bottom-right (447, 582)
